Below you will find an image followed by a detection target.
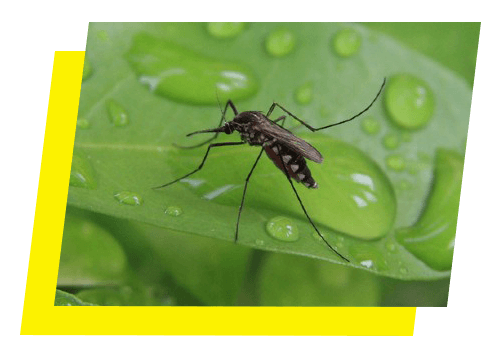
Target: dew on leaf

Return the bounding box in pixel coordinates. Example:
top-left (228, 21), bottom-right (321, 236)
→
top-left (266, 216), bottom-right (299, 242)
top-left (265, 28), bottom-right (296, 57)
top-left (332, 27), bottom-right (362, 57)
top-left (114, 191), bottom-right (143, 206)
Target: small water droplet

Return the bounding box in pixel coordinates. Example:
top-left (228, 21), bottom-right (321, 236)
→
top-left (165, 206), bottom-right (183, 217)
top-left (386, 154), bottom-right (406, 172)
top-left (385, 74), bottom-right (435, 130)
top-left (207, 22), bottom-right (245, 39)
top-left (332, 28), bottom-right (362, 57)
top-left (106, 99), bottom-right (129, 127)
top-left (266, 216), bottom-right (299, 242)
top-left (114, 191), bottom-right (143, 206)
top-left (255, 239), bottom-right (265, 246)
top-left (382, 133), bottom-right (400, 150)
top-left (69, 151), bottom-right (97, 189)
top-left (294, 82), bottom-right (313, 105)
top-left (76, 118), bottom-right (91, 129)
top-left (82, 58), bottom-right (93, 81)
top-left (361, 117), bottom-right (381, 135)
top-left (97, 30), bottom-right (109, 42)
top-left (360, 259), bottom-right (374, 269)
top-left (265, 28), bottom-right (296, 57)
top-left (399, 267), bottom-right (408, 274)
top-left (397, 179), bottom-right (411, 191)
top-left (385, 241), bottom-right (397, 252)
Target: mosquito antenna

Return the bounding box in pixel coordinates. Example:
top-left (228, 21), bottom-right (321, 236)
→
top-left (186, 126), bottom-right (226, 137)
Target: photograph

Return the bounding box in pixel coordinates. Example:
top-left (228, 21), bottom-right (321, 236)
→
top-left (55, 22), bottom-right (479, 307)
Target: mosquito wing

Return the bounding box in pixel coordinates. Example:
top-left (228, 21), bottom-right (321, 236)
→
top-left (256, 120), bottom-right (323, 163)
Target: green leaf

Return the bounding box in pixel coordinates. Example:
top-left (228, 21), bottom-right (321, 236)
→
top-left (54, 289), bottom-right (94, 306)
top-left (69, 23), bottom-right (472, 280)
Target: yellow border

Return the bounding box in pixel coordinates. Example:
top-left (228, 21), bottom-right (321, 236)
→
top-left (21, 51), bottom-right (416, 336)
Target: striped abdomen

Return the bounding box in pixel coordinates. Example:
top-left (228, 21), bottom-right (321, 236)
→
top-left (264, 143), bottom-right (318, 189)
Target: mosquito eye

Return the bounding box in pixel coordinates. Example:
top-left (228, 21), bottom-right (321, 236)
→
top-left (224, 123), bottom-right (234, 134)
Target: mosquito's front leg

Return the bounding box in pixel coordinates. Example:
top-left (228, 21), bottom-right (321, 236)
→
top-left (152, 141), bottom-right (244, 190)
top-left (235, 147), bottom-right (265, 243)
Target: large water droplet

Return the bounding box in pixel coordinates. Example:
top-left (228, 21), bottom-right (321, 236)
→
top-left (385, 74), bottom-right (435, 130)
top-left (127, 33), bottom-right (258, 105)
top-left (396, 149), bottom-right (464, 271)
top-left (266, 216), bottom-right (299, 242)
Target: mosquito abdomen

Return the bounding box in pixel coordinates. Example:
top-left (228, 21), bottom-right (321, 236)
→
top-left (264, 144), bottom-right (318, 189)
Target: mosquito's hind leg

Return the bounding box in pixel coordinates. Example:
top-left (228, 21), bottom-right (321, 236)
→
top-left (152, 141), bottom-right (244, 190)
top-left (276, 145), bottom-right (350, 262)
top-left (174, 100), bottom-right (239, 149)
top-left (267, 78), bottom-right (386, 132)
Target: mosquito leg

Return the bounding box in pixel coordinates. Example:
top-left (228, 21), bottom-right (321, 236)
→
top-left (267, 78), bottom-right (386, 132)
top-left (152, 141), bottom-right (244, 190)
top-left (174, 100), bottom-right (239, 149)
top-left (235, 147), bottom-right (265, 243)
top-left (272, 115), bottom-right (287, 128)
top-left (276, 145), bottom-right (350, 262)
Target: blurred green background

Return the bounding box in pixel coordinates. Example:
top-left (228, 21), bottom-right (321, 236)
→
top-left (56, 22), bottom-right (479, 307)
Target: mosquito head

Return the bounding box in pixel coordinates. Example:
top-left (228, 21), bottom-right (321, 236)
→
top-left (186, 122), bottom-right (235, 137)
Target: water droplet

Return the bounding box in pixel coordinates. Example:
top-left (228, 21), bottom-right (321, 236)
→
top-left (127, 33), bottom-right (258, 105)
top-left (255, 239), bottom-right (265, 246)
top-left (207, 22), bottom-right (245, 39)
top-left (361, 117), bottom-right (380, 135)
top-left (385, 241), bottom-right (397, 253)
top-left (294, 82), bottom-right (313, 105)
top-left (382, 133), bottom-right (400, 150)
top-left (165, 206), bottom-right (183, 217)
top-left (97, 30), bottom-right (109, 42)
top-left (386, 154), bottom-right (406, 172)
top-left (82, 58), bottom-right (93, 81)
top-left (385, 74), bottom-right (435, 130)
top-left (266, 216), bottom-right (299, 242)
top-left (106, 99), bottom-right (129, 127)
top-left (332, 28), bottom-right (362, 57)
top-left (397, 179), bottom-right (411, 191)
top-left (312, 231), bottom-right (343, 248)
top-left (114, 191), bottom-right (143, 206)
top-left (395, 149), bottom-right (463, 271)
top-left (360, 260), bottom-right (374, 269)
top-left (69, 150), bottom-right (97, 189)
top-left (350, 246), bottom-right (388, 271)
top-left (313, 139), bottom-right (396, 239)
top-left (265, 28), bottom-right (296, 57)
top-left (76, 118), bottom-right (91, 129)
top-left (399, 267), bottom-right (408, 274)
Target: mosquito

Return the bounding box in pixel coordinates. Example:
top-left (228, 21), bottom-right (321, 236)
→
top-left (154, 78), bottom-right (386, 262)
